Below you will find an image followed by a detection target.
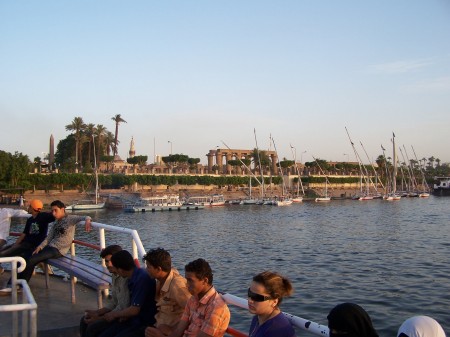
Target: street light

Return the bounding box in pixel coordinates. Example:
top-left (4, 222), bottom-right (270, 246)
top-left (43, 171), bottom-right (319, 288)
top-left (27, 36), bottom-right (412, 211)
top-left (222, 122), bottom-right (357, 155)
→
top-left (300, 151), bottom-right (307, 163)
top-left (343, 153), bottom-right (349, 162)
top-left (168, 141), bottom-right (172, 155)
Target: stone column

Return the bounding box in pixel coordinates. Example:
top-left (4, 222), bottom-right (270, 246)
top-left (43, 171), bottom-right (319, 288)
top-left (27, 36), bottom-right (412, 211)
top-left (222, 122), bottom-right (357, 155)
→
top-left (207, 150), bottom-right (215, 172)
top-left (226, 153), bottom-right (232, 174)
top-left (216, 151), bottom-right (223, 174)
top-left (271, 154), bottom-right (278, 175)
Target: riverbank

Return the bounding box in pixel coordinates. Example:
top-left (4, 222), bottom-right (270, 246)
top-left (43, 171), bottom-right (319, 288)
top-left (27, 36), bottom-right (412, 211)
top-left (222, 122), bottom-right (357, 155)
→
top-left (0, 186), bottom-right (360, 208)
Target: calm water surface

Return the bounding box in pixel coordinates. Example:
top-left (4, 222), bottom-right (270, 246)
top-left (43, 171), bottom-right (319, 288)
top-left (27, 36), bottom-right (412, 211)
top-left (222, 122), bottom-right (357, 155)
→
top-left (48, 197), bottom-right (450, 336)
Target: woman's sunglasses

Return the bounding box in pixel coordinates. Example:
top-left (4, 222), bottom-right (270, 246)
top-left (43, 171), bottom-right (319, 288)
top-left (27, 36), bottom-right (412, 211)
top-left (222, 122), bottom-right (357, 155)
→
top-left (247, 288), bottom-right (272, 302)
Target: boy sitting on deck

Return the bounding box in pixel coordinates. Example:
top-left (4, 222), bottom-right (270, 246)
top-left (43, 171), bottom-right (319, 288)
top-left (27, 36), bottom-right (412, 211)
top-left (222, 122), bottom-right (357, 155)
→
top-left (0, 200), bottom-right (91, 294)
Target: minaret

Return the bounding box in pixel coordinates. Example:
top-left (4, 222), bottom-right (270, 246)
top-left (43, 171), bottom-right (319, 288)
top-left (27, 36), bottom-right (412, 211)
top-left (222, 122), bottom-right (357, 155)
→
top-left (129, 137), bottom-right (135, 158)
top-left (49, 134), bottom-right (55, 170)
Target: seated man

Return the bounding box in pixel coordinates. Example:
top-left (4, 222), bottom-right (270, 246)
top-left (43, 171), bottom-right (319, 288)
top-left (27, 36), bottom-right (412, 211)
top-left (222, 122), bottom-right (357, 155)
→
top-left (99, 250), bottom-right (157, 337)
top-left (144, 248), bottom-right (191, 337)
top-left (0, 206), bottom-right (29, 274)
top-left (0, 200), bottom-right (91, 294)
top-left (0, 199), bottom-right (54, 262)
top-left (167, 258), bottom-right (230, 337)
top-left (80, 245), bottom-right (130, 337)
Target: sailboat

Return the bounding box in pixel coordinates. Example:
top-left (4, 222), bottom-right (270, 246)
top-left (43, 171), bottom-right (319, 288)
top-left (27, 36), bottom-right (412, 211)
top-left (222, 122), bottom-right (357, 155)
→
top-left (410, 146), bottom-right (430, 198)
top-left (384, 132), bottom-right (401, 201)
top-left (66, 137), bottom-right (106, 210)
top-left (241, 177), bottom-right (258, 205)
top-left (290, 145), bottom-right (304, 203)
top-left (272, 138), bottom-right (292, 206)
top-left (312, 156), bottom-right (331, 202)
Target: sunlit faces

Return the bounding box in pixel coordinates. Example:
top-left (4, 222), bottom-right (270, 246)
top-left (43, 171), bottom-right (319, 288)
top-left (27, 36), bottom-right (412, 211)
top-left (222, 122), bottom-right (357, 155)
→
top-left (51, 205), bottom-right (65, 220)
top-left (145, 262), bottom-right (161, 278)
top-left (185, 271), bottom-right (209, 296)
top-left (247, 281), bottom-right (278, 315)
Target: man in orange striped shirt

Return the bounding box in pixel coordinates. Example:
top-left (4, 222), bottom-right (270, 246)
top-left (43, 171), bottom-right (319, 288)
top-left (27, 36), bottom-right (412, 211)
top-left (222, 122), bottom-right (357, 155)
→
top-left (166, 258), bottom-right (230, 337)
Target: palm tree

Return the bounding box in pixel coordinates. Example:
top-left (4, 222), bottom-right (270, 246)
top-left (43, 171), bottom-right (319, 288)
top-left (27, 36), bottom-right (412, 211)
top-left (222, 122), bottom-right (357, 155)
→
top-left (111, 114), bottom-right (127, 157)
top-left (65, 117), bottom-right (86, 171)
top-left (84, 123), bottom-right (96, 165)
top-left (105, 131), bottom-right (115, 156)
top-left (95, 124), bottom-right (107, 165)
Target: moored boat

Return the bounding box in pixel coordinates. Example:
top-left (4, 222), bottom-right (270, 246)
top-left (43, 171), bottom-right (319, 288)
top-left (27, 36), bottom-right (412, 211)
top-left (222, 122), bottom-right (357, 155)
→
top-left (432, 177), bottom-right (450, 196)
top-left (184, 194), bottom-right (226, 206)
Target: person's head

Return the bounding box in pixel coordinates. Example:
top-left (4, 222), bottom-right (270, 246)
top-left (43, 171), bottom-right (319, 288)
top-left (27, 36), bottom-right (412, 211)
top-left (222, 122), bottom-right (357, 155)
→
top-left (111, 250), bottom-right (136, 277)
top-left (143, 248), bottom-right (172, 279)
top-left (184, 258), bottom-right (213, 297)
top-left (327, 303), bottom-right (379, 337)
top-left (50, 200), bottom-right (66, 220)
top-left (248, 271), bottom-right (293, 316)
top-left (28, 199), bottom-right (43, 216)
top-left (100, 245), bottom-right (123, 274)
top-left (397, 316), bottom-right (446, 337)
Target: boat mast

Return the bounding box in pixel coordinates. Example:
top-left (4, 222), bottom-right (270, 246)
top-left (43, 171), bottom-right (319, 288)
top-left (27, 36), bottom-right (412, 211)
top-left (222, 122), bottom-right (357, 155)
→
top-left (392, 133), bottom-right (397, 194)
top-left (411, 145), bottom-right (428, 192)
top-left (92, 135), bottom-right (99, 204)
top-left (254, 128), bottom-right (265, 199)
top-left (290, 144), bottom-right (305, 196)
top-left (271, 137), bottom-right (286, 197)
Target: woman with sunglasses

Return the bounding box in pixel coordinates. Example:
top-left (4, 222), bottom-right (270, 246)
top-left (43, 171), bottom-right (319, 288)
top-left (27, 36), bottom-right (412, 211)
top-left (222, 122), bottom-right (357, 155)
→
top-left (247, 271), bottom-right (295, 337)
top-left (327, 302), bottom-right (379, 337)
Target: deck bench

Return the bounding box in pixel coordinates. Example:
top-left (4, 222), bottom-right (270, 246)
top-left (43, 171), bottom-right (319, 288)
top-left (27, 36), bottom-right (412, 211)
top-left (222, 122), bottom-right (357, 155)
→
top-left (44, 255), bottom-right (111, 308)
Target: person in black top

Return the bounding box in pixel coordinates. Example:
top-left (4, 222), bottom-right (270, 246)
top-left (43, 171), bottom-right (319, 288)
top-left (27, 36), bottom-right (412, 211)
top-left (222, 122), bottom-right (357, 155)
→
top-left (0, 199), bottom-right (54, 261)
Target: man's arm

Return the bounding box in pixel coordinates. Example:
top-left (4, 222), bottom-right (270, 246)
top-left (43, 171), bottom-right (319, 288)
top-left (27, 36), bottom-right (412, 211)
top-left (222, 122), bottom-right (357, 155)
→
top-left (102, 305), bottom-right (140, 322)
top-left (13, 233), bottom-right (26, 246)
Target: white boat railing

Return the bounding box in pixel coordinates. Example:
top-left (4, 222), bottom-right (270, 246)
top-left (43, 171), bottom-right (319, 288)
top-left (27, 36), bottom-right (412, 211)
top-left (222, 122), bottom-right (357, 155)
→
top-left (0, 256), bottom-right (37, 337)
top-left (221, 292), bottom-right (329, 337)
top-left (77, 221), bottom-right (146, 262)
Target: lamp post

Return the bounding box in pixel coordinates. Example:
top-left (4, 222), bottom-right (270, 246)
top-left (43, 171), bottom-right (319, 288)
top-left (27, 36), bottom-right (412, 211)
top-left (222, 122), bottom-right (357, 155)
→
top-left (168, 141), bottom-right (172, 155)
top-left (343, 153), bottom-right (349, 162)
top-left (300, 151), bottom-right (307, 163)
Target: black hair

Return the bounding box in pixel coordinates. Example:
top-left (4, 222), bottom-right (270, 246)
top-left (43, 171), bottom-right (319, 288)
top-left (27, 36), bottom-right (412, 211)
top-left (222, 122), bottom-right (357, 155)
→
top-left (50, 200), bottom-right (65, 208)
top-left (143, 248), bottom-right (172, 272)
top-left (111, 250), bottom-right (135, 271)
top-left (185, 258), bottom-right (213, 285)
top-left (100, 245), bottom-right (123, 258)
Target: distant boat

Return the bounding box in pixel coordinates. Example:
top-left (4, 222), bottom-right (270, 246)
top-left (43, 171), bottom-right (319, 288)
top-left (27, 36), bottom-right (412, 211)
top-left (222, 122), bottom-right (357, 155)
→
top-left (185, 194), bottom-right (226, 206)
top-left (432, 177), bottom-right (450, 196)
top-left (384, 132), bottom-right (401, 201)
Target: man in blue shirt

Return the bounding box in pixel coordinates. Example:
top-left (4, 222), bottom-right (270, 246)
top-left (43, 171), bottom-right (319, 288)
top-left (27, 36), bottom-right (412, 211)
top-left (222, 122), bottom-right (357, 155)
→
top-left (98, 250), bottom-right (156, 337)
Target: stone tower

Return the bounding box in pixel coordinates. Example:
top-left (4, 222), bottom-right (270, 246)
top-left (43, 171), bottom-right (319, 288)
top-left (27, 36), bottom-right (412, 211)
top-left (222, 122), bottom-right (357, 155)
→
top-left (49, 134), bottom-right (55, 170)
top-left (129, 137), bottom-right (135, 158)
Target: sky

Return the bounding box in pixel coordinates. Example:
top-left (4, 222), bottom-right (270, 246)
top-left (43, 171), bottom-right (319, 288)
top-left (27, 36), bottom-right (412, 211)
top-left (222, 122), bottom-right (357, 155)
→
top-left (1, 1), bottom-right (450, 165)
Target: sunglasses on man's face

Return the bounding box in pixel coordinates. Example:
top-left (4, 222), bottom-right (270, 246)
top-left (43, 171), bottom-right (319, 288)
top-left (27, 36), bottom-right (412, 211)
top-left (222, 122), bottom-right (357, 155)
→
top-left (247, 288), bottom-right (272, 302)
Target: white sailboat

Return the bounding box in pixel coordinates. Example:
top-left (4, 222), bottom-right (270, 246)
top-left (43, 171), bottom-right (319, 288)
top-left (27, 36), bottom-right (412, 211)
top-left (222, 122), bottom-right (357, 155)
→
top-left (311, 155), bottom-right (331, 202)
top-left (290, 144), bottom-right (304, 203)
top-left (66, 136), bottom-right (106, 210)
top-left (271, 138), bottom-right (293, 206)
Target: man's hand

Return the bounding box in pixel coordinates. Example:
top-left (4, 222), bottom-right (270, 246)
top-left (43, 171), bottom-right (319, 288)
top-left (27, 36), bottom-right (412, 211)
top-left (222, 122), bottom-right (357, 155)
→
top-left (85, 217), bottom-right (92, 232)
top-left (102, 311), bottom-right (116, 322)
top-left (33, 247), bottom-right (42, 255)
top-left (145, 326), bottom-right (167, 337)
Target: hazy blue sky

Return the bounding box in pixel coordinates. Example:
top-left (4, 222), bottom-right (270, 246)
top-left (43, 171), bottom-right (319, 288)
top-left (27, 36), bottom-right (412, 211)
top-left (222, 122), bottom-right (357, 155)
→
top-left (1, 1), bottom-right (449, 165)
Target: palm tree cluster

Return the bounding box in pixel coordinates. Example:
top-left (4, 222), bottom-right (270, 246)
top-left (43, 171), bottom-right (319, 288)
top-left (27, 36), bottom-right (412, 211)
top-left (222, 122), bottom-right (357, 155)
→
top-left (58, 114), bottom-right (126, 172)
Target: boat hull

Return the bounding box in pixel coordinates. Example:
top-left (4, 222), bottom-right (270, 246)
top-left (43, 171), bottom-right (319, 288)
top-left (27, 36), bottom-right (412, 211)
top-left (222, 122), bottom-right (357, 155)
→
top-left (432, 188), bottom-right (450, 196)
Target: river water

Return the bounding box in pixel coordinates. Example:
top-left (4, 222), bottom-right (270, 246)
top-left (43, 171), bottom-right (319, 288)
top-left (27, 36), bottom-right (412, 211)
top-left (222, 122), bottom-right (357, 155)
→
top-left (17, 197), bottom-right (449, 336)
